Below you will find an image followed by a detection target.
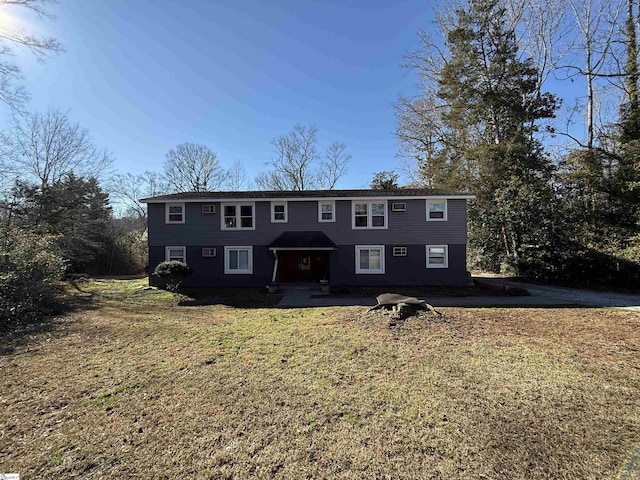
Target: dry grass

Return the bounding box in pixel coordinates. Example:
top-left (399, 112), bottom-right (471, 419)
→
top-left (1, 278), bottom-right (639, 479)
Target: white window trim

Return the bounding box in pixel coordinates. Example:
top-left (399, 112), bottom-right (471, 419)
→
top-left (202, 204), bottom-right (216, 214)
top-left (224, 246), bottom-right (253, 274)
top-left (165, 203), bottom-right (185, 224)
top-left (426, 245), bottom-right (448, 268)
top-left (165, 246), bottom-right (186, 263)
top-left (352, 201), bottom-right (388, 230)
top-left (318, 200), bottom-right (336, 222)
top-left (355, 245), bottom-right (385, 274)
top-left (426, 199), bottom-right (448, 221)
top-left (221, 202), bottom-right (256, 231)
top-left (270, 201), bottom-right (288, 223)
top-left (391, 202), bottom-right (406, 212)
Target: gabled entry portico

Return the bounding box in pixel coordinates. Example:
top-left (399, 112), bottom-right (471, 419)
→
top-left (268, 231), bottom-right (337, 283)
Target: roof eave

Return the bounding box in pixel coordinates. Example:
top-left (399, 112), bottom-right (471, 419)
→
top-left (140, 194), bottom-right (476, 204)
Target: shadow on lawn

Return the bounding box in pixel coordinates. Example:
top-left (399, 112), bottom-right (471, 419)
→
top-left (179, 287), bottom-right (284, 308)
top-left (0, 280), bottom-right (98, 356)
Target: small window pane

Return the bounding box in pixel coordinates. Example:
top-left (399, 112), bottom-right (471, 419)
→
top-left (355, 216), bottom-right (368, 227)
top-left (224, 206), bottom-right (236, 217)
top-left (238, 250), bottom-right (249, 270)
top-left (229, 250), bottom-right (238, 269)
top-left (372, 215), bottom-right (385, 227)
top-left (371, 203), bottom-right (385, 215)
top-left (225, 217), bottom-right (236, 228)
top-left (359, 250), bottom-right (369, 269)
top-left (322, 204), bottom-right (332, 213)
top-left (241, 205), bottom-right (252, 217)
top-left (355, 204), bottom-right (367, 215)
top-left (169, 206), bottom-right (182, 214)
top-left (429, 202), bottom-right (445, 219)
top-left (241, 217), bottom-right (253, 228)
top-left (369, 249), bottom-right (381, 269)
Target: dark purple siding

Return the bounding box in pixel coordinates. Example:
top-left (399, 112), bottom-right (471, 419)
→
top-left (330, 244), bottom-right (467, 287)
top-left (147, 198), bottom-right (470, 287)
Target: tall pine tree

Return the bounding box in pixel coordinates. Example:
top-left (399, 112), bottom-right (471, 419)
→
top-left (424, 0), bottom-right (559, 273)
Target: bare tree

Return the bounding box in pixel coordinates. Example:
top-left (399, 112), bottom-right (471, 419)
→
top-left (0, 0), bottom-right (63, 111)
top-left (108, 171), bottom-right (166, 219)
top-left (269, 124), bottom-right (318, 191)
top-left (256, 124), bottom-right (350, 191)
top-left (558, 0), bottom-right (626, 149)
top-left (318, 142), bottom-right (350, 189)
top-left (163, 142), bottom-right (225, 193)
top-left (225, 160), bottom-right (251, 191)
top-left (1, 108), bottom-right (113, 189)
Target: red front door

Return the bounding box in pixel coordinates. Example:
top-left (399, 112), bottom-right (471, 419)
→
top-left (279, 251), bottom-right (329, 282)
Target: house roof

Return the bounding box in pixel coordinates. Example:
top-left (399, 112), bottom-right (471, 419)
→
top-left (140, 188), bottom-right (475, 203)
top-left (268, 231), bottom-right (338, 250)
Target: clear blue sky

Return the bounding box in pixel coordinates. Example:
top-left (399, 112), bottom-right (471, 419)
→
top-left (5, 0), bottom-right (439, 189)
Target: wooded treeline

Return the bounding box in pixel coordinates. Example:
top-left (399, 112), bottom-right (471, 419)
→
top-left (396, 0), bottom-right (640, 286)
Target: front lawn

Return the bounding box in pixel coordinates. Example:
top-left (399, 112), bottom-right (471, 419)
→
top-left (1, 278), bottom-right (639, 479)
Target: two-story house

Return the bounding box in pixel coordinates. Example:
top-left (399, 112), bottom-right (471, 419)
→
top-left (141, 189), bottom-right (474, 287)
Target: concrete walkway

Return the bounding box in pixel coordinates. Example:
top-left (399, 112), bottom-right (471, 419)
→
top-left (276, 281), bottom-right (640, 311)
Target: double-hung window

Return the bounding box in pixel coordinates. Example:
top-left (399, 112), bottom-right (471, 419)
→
top-left (318, 200), bottom-right (335, 222)
top-left (222, 203), bottom-right (255, 230)
top-left (426, 245), bottom-right (448, 268)
top-left (271, 202), bottom-right (287, 223)
top-left (165, 246), bottom-right (186, 263)
top-left (166, 203), bottom-right (185, 224)
top-left (224, 246), bottom-right (253, 274)
top-left (355, 245), bottom-right (385, 274)
top-left (426, 199), bottom-right (447, 221)
top-left (352, 201), bottom-right (387, 229)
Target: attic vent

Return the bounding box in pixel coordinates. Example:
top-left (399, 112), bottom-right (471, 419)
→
top-left (391, 202), bottom-right (406, 212)
top-left (202, 247), bottom-right (217, 257)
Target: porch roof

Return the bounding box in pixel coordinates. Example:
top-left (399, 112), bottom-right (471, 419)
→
top-left (268, 231), bottom-right (338, 250)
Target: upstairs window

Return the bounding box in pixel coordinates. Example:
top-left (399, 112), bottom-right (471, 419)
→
top-left (318, 200), bottom-right (335, 222)
top-left (165, 246), bottom-right (186, 263)
top-left (426, 199), bottom-right (447, 221)
top-left (353, 201), bottom-right (387, 229)
top-left (271, 202), bottom-right (288, 223)
top-left (165, 203), bottom-right (185, 224)
top-left (426, 245), bottom-right (448, 268)
top-left (222, 203), bottom-right (255, 230)
top-left (202, 204), bottom-right (216, 214)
